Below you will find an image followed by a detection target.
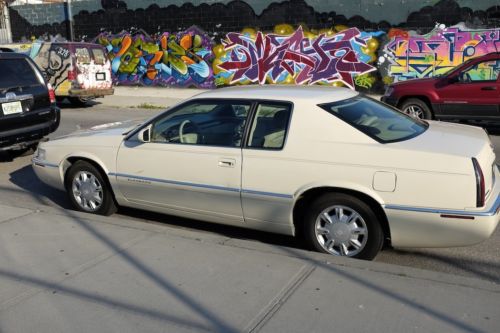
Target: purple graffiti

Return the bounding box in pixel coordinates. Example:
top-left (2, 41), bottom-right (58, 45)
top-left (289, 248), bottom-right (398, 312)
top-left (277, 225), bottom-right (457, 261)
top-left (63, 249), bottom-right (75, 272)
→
top-left (218, 27), bottom-right (375, 88)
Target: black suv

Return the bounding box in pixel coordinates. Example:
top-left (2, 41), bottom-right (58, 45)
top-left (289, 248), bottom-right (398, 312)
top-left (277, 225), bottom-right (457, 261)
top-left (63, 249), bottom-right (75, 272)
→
top-left (0, 52), bottom-right (60, 154)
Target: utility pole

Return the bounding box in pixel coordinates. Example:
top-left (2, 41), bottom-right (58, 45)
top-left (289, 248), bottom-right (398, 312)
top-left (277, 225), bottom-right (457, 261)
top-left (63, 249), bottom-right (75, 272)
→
top-left (66, 0), bottom-right (74, 41)
top-left (0, 0), bottom-right (12, 43)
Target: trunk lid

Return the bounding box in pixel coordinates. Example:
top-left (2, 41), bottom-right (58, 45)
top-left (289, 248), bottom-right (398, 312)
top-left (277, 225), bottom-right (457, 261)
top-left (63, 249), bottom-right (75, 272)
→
top-left (399, 121), bottom-right (496, 200)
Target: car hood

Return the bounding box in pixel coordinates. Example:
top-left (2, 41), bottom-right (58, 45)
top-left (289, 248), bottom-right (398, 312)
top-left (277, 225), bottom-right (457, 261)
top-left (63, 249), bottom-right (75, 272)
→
top-left (55, 119), bottom-right (144, 140)
top-left (391, 77), bottom-right (439, 86)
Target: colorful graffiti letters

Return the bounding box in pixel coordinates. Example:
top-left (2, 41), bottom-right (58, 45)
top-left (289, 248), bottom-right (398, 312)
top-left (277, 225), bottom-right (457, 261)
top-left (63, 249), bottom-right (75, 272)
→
top-left (96, 27), bottom-right (214, 88)
top-left (383, 24), bottom-right (499, 82)
top-left (216, 27), bottom-right (380, 89)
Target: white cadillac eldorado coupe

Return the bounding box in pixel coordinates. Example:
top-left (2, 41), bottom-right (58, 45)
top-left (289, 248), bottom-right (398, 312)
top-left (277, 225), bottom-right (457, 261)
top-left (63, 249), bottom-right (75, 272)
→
top-left (33, 86), bottom-right (500, 260)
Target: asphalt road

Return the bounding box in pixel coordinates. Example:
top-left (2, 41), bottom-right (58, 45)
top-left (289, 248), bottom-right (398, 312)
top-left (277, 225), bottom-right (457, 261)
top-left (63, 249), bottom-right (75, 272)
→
top-left (1, 102), bottom-right (499, 284)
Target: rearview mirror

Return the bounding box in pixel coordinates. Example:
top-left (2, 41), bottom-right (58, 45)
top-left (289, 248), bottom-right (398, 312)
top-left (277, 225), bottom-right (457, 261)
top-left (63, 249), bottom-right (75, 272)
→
top-left (138, 125), bottom-right (152, 143)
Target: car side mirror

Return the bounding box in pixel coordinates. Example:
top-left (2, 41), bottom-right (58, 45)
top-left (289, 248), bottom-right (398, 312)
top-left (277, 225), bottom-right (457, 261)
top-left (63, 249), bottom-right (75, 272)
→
top-left (448, 75), bottom-right (459, 84)
top-left (137, 125), bottom-right (152, 143)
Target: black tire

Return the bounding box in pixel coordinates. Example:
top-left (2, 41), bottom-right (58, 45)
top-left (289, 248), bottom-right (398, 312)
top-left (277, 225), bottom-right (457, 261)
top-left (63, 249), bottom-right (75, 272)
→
top-left (69, 97), bottom-right (92, 107)
top-left (399, 98), bottom-right (433, 119)
top-left (303, 193), bottom-right (384, 260)
top-left (65, 160), bottom-right (117, 216)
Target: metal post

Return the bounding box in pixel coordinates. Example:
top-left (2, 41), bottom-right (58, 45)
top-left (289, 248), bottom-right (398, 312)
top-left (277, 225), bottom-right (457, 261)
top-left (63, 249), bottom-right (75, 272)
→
top-left (1, 3), bottom-right (12, 43)
top-left (66, 0), bottom-right (74, 41)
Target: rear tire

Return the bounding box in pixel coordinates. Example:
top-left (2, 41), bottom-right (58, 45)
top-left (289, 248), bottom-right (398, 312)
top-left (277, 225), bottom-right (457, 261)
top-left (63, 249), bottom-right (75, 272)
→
top-left (69, 97), bottom-right (92, 107)
top-left (65, 160), bottom-right (117, 216)
top-left (303, 193), bottom-right (384, 260)
top-left (400, 98), bottom-right (433, 119)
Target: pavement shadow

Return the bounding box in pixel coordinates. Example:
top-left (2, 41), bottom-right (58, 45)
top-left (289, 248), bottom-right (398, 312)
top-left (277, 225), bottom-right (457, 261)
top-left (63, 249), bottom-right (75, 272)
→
top-left (0, 182), bottom-right (241, 332)
top-left (276, 247), bottom-right (488, 333)
top-left (57, 99), bottom-right (102, 109)
top-left (8, 164), bottom-right (71, 209)
top-left (384, 248), bottom-right (500, 284)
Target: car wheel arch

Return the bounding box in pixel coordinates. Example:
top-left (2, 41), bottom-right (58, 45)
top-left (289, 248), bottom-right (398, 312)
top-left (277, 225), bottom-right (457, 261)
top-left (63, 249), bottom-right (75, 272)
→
top-left (292, 186), bottom-right (392, 246)
top-left (63, 155), bottom-right (118, 204)
top-left (398, 96), bottom-right (434, 112)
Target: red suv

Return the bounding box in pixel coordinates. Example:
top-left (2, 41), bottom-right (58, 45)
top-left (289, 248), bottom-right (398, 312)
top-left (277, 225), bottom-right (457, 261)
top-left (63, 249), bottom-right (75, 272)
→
top-left (381, 52), bottom-right (499, 120)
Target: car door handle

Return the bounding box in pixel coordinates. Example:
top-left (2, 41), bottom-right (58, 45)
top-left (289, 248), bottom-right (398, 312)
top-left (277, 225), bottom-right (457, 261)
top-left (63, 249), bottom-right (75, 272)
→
top-left (481, 86), bottom-right (497, 91)
top-left (218, 158), bottom-right (235, 168)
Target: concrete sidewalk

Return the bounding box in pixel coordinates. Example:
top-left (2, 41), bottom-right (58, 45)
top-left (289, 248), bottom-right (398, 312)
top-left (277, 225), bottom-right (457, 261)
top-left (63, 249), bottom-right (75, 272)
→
top-left (99, 86), bottom-right (383, 109)
top-left (0, 202), bottom-right (498, 333)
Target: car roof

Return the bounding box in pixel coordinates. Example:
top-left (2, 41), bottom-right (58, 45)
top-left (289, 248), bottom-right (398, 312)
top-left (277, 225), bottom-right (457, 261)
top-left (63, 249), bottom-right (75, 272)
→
top-left (0, 52), bottom-right (29, 59)
top-left (193, 85), bottom-right (359, 104)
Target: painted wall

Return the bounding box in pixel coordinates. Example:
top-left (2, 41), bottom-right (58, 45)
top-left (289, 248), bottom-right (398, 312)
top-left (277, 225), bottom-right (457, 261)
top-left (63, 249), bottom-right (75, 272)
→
top-left (96, 27), bottom-right (214, 88)
top-left (6, 0), bottom-right (500, 91)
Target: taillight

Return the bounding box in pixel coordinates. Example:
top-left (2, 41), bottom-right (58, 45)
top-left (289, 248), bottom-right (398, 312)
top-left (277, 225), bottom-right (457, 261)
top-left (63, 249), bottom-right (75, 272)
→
top-left (47, 83), bottom-right (56, 104)
top-left (67, 68), bottom-right (76, 81)
top-left (472, 158), bottom-right (485, 207)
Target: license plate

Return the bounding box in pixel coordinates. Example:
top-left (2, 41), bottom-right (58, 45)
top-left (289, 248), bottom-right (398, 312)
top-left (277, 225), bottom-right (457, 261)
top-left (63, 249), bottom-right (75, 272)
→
top-left (96, 73), bottom-right (106, 81)
top-left (1, 101), bottom-right (22, 115)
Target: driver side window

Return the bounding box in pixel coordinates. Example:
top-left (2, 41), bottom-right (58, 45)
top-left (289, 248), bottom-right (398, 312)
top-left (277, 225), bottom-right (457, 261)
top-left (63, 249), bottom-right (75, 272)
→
top-left (460, 60), bottom-right (499, 82)
top-left (151, 100), bottom-right (251, 148)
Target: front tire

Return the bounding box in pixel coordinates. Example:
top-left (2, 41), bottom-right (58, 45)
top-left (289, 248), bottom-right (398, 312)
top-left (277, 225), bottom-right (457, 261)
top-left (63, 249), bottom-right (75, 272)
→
top-left (303, 193), bottom-right (384, 260)
top-left (400, 98), bottom-right (433, 119)
top-left (65, 160), bottom-right (117, 216)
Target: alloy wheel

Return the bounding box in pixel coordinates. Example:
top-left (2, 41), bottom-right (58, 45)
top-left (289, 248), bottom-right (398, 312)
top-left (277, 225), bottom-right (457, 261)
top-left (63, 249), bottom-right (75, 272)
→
top-left (71, 171), bottom-right (104, 212)
top-left (403, 105), bottom-right (424, 119)
top-left (314, 205), bottom-right (368, 257)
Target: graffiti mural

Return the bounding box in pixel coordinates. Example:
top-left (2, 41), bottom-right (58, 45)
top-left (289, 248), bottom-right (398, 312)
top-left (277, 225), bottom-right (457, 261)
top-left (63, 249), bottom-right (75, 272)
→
top-left (29, 41), bottom-right (113, 96)
top-left (381, 24), bottom-right (500, 82)
top-left (96, 27), bottom-right (215, 88)
top-left (214, 26), bottom-right (384, 89)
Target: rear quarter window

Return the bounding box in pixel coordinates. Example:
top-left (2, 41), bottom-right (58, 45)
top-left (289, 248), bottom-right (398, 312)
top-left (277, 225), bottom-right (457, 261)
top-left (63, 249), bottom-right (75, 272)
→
top-left (75, 47), bottom-right (91, 64)
top-left (319, 96), bottom-right (428, 143)
top-left (0, 58), bottom-right (43, 89)
top-left (91, 48), bottom-right (107, 65)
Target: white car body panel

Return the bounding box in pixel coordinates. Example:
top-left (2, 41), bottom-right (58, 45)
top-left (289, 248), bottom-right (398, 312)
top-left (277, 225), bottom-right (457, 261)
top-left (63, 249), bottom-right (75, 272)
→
top-left (33, 86), bottom-right (500, 248)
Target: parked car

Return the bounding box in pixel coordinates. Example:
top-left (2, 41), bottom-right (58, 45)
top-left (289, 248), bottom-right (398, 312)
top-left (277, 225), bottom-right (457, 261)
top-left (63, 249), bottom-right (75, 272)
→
top-left (382, 52), bottom-right (500, 120)
top-left (29, 41), bottom-right (114, 106)
top-left (32, 86), bottom-right (499, 260)
top-left (0, 51), bottom-right (60, 154)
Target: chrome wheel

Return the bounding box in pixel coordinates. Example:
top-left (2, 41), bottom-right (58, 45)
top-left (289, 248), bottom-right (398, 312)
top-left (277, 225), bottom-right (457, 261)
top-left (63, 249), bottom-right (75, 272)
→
top-left (403, 105), bottom-right (424, 118)
top-left (71, 171), bottom-right (103, 212)
top-left (314, 205), bottom-right (368, 257)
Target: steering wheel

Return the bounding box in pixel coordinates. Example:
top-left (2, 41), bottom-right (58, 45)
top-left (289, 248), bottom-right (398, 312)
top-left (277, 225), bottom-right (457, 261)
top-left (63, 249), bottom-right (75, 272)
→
top-left (179, 119), bottom-right (201, 144)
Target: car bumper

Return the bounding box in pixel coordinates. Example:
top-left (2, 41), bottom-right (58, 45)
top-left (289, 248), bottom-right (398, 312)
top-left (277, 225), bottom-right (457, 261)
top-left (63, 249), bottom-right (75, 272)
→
top-left (68, 88), bottom-right (114, 97)
top-left (32, 157), bottom-right (65, 191)
top-left (0, 107), bottom-right (60, 150)
top-left (384, 167), bottom-right (500, 248)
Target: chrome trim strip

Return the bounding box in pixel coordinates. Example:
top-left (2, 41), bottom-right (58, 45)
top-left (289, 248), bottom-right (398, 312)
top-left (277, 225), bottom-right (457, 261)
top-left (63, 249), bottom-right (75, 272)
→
top-left (32, 158), bottom-right (58, 168)
top-left (384, 195), bottom-right (500, 217)
top-left (241, 189), bottom-right (293, 199)
top-left (0, 94), bottom-right (33, 103)
top-left (110, 172), bottom-right (240, 193)
top-left (109, 172), bottom-right (293, 199)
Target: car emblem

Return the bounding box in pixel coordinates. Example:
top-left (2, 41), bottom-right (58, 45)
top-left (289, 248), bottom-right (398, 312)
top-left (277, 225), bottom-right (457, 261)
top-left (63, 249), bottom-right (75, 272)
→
top-left (5, 92), bottom-right (16, 100)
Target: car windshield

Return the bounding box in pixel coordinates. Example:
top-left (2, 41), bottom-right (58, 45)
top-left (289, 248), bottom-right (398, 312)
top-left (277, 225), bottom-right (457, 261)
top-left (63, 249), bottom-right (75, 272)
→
top-left (319, 96), bottom-right (428, 143)
top-left (0, 58), bottom-right (42, 89)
